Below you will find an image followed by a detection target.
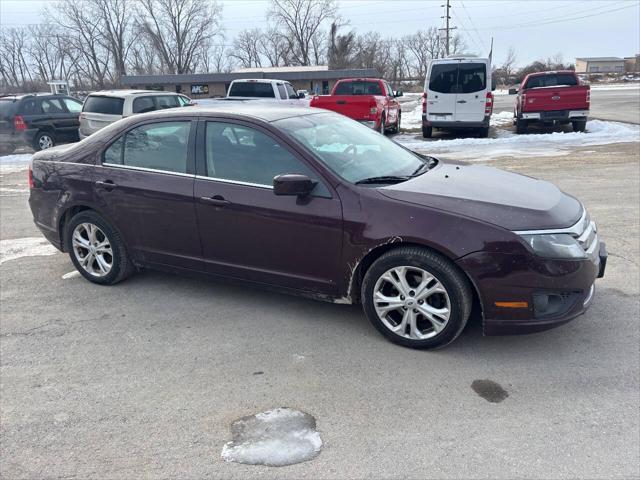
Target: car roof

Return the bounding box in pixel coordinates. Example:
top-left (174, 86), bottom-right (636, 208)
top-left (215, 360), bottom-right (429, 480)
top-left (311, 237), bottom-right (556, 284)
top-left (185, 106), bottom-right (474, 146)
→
top-left (130, 103), bottom-right (329, 123)
top-left (87, 90), bottom-right (178, 98)
top-left (0, 93), bottom-right (68, 100)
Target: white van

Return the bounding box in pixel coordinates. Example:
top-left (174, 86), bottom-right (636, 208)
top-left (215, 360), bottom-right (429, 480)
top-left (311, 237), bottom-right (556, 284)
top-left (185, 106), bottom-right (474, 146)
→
top-left (422, 56), bottom-right (494, 138)
top-left (79, 90), bottom-right (190, 139)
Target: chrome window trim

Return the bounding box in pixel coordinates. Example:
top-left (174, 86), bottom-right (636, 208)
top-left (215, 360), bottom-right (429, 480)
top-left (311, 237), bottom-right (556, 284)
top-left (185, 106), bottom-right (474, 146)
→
top-left (513, 207), bottom-right (587, 236)
top-left (101, 162), bottom-right (194, 178)
top-left (195, 175), bottom-right (272, 190)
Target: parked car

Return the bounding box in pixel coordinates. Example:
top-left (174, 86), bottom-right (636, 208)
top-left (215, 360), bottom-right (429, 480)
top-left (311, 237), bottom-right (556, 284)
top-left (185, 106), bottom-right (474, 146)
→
top-left (309, 78), bottom-right (401, 134)
top-left (0, 93), bottom-right (83, 152)
top-left (28, 105), bottom-right (607, 349)
top-left (226, 79), bottom-right (305, 104)
top-left (422, 56), bottom-right (494, 138)
top-left (514, 71), bottom-right (590, 134)
top-left (79, 90), bottom-right (189, 139)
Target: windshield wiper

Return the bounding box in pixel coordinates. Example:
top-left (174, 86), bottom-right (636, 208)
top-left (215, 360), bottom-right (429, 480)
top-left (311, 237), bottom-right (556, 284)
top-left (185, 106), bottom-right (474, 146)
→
top-left (355, 175), bottom-right (411, 185)
top-left (411, 162), bottom-right (429, 177)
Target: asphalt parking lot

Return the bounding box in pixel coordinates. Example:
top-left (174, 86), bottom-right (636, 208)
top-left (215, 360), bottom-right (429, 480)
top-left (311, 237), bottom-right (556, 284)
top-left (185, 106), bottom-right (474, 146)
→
top-left (1, 134), bottom-right (638, 478)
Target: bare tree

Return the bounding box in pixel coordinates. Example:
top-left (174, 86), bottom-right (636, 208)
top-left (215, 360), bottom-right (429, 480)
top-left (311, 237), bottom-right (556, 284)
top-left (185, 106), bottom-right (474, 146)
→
top-left (403, 28), bottom-right (441, 79)
top-left (268, 0), bottom-right (337, 66)
top-left (259, 28), bottom-right (291, 67)
top-left (327, 23), bottom-right (355, 69)
top-left (231, 29), bottom-right (263, 68)
top-left (0, 28), bottom-right (34, 88)
top-left (136, 0), bottom-right (223, 74)
top-left (93, 0), bottom-right (136, 81)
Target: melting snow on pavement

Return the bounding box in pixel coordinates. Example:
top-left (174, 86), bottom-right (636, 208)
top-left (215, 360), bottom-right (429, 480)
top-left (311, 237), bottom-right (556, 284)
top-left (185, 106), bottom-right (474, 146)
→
top-left (394, 118), bottom-right (640, 161)
top-left (221, 408), bottom-right (322, 467)
top-left (0, 237), bottom-right (59, 265)
top-left (0, 154), bottom-right (32, 175)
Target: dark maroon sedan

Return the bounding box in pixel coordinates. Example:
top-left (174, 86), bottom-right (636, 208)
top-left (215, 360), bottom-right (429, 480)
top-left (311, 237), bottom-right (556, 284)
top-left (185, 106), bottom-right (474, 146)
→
top-left (28, 105), bottom-right (607, 349)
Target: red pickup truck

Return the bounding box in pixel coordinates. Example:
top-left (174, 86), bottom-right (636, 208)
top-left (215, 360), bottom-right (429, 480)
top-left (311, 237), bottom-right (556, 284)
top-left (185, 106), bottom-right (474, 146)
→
top-left (310, 78), bottom-right (402, 135)
top-left (515, 70), bottom-right (590, 134)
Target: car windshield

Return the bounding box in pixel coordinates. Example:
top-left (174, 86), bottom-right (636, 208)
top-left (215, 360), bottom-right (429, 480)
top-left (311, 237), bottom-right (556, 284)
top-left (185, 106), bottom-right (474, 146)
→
top-left (275, 113), bottom-right (427, 184)
top-left (0, 99), bottom-right (18, 118)
top-left (83, 96), bottom-right (124, 115)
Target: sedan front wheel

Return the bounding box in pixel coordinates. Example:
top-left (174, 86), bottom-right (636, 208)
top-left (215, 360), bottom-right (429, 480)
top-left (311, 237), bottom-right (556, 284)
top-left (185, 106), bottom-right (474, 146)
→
top-left (362, 246), bottom-right (472, 349)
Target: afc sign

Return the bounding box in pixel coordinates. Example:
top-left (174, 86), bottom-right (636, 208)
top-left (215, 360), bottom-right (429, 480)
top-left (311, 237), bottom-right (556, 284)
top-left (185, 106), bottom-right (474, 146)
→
top-left (191, 84), bottom-right (209, 95)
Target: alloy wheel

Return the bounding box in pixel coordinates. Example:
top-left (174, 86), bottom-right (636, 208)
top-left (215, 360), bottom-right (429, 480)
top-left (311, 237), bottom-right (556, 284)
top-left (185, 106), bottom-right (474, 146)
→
top-left (373, 266), bottom-right (451, 340)
top-left (72, 223), bottom-right (113, 277)
top-left (38, 134), bottom-right (53, 150)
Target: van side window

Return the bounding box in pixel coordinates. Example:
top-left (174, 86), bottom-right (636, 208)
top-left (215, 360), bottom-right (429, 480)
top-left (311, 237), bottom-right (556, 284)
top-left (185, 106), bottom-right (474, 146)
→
top-left (132, 97), bottom-right (156, 114)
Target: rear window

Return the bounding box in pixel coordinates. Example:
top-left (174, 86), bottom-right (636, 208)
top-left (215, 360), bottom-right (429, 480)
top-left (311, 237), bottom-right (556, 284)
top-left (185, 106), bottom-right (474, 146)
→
top-left (524, 74), bottom-right (578, 89)
top-left (0, 100), bottom-right (18, 118)
top-left (334, 81), bottom-right (382, 96)
top-left (228, 82), bottom-right (275, 98)
top-left (428, 63), bottom-right (486, 94)
top-left (83, 96), bottom-right (124, 115)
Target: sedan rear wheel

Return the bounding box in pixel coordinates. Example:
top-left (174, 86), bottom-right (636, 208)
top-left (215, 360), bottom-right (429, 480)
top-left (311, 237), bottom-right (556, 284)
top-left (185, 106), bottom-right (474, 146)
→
top-left (66, 210), bottom-right (134, 285)
top-left (362, 247), bottom-right (472, 349)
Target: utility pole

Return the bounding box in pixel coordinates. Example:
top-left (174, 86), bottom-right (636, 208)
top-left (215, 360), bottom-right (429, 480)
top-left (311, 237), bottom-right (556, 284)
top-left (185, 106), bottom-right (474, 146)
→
top-left (439, 0), bottom-right (457, 56)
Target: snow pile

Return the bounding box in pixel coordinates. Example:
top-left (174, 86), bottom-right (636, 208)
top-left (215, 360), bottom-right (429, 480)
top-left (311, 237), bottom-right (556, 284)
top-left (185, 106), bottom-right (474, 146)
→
top-left (395, 119), bottom-right (640, 161)
top-left (401, 101), bottom-right (513, 131)
top-left (589, 83), bottom-right (640, 91)
top-left (490, 110), bottom-right (514, 127)
top-left (0, 237), bottom-right (58, 265)
top-left (221, 408), bottom-right (322, 467)
top-left (0, 154), bottom-right (32, 174)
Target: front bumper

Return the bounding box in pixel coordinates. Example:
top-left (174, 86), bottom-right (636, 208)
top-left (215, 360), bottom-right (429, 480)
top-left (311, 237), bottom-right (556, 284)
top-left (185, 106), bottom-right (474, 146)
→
top-left (457, 241), bottom-right (607, 336)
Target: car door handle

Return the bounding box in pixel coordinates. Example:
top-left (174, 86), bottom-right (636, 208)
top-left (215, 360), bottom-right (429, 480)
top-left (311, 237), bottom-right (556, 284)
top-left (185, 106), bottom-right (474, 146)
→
top-left (457, 100), bottom-right (467, 104)
top-left (95, 180), bottom-right (117, 190)
top-left (336, 100), bottom-right (347, 104)
top-left (199, 195), bottom-right (230, 206)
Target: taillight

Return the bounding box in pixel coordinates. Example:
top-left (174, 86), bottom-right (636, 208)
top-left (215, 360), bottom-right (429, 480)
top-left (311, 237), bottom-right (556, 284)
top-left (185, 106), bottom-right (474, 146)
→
top-left (422, 92), bottom-right (427, 114)
top-left (485, 92), bottom-right (493, 115)
top-left (28, 165), bottom-right (34, 188)
top-left (14, 115), bottom-right (26, 131)
top-left (586, 89), bottom-right (590, 104)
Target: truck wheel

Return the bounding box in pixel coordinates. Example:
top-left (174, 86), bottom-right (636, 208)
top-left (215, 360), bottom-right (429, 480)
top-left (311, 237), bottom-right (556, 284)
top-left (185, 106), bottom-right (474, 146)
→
top-left (422, 126), bottom-right (432, 138)
top-left (390, 113), bottom-right (401, 134)
top-left (572, 120), bottom-right (587, 132)
top-left (379, 115), bottom-right (386, 135)
top-left (34, 130), bottom-right (55, 150)
top-left (478, 126), bottom-right (490, 138)
top-left (515, 118), bottom-right (527, 134)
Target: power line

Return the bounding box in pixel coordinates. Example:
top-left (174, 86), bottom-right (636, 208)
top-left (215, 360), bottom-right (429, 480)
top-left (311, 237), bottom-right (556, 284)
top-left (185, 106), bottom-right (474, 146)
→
top-left (459, 1), bottom-right (487, 53)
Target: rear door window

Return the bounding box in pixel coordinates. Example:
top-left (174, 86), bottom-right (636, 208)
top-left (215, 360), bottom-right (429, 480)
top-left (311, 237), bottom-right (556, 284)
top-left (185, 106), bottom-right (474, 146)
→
top-left (41, 98), bottom-right (65, 114)
top-left (458, 63), bottom-right (486, 93)
top-left (276, 84), bottom-right (287, 99)
top-left (228, 82), bottom-right (275, 98)
top-left (334, 81), bottom-right (382, 95)
top-left (284, 83), bottom-right (298, 99)
top-left (428, 64), bottom-right (458, 94)
top-left (103, 121), bottom-right (191, 174)
top-left (83, 96), bottom-right (124, 115)
top-left (155, 95), bottom-right (179, 109)
top-left (132, 97), bottom-right (156, 114)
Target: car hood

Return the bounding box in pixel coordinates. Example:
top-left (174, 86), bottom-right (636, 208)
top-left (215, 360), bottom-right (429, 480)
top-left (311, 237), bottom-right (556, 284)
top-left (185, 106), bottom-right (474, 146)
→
top-left (379, 162), bottom-right (582, 231)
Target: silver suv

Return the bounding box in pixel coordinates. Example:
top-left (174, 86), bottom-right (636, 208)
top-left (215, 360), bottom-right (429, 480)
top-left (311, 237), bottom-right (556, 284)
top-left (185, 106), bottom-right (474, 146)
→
top-left (79, 90), bottom-right (191, 138)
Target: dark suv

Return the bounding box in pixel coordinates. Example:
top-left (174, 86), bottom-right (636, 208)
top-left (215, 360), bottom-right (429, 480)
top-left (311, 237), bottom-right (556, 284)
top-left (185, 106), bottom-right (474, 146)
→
top-left (0, 93), bottom-right (83, 152)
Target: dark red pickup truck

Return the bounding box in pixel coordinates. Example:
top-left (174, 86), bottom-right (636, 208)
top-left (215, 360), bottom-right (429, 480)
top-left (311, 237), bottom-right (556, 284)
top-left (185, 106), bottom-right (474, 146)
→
top-left (310, 78), bottom-right (402, 134)
top-left (515, 70), bottom-right (590, 134)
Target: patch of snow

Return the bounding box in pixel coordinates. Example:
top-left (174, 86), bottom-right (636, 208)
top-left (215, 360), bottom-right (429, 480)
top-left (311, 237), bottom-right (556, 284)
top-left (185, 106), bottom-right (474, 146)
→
top-left (0, 237), bottom-right (59, 265)
top-left (589, 83), bottom-right (640, 91)
top-left (490, 110), bottom-right (514, 127)
top-left (0, 154), bottom-right (32, 174)
top-left (0, 187), bottom-right (29, 196)
top-left (62, 270), bottom-right (81, 279)
top-left (394, 119), bottom-right (640, 161)
top-left (221, 407), bottom-right (322, 467)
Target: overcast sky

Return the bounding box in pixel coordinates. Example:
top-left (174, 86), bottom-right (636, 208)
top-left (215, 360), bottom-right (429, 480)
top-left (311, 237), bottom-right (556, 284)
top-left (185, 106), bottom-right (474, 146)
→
top-left (1, 0), bottom-right (639, 66)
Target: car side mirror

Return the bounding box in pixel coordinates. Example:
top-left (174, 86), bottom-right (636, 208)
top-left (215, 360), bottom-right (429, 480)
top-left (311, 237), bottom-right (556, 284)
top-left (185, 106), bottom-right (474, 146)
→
top-left (393, 90), bottom-right (403, 97)
top-left (273, 174), bottom-right (317, 196)
top-left (508, 88), bottom-right (518, 95)
top-left (298, 92), bottom-right (306, 99)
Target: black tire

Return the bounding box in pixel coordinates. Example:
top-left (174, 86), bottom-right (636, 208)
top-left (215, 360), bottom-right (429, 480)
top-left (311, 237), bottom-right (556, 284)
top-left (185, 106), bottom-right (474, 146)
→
top-left (379, 115), bottom-right (386, 135)
top-left (361, 246), bottom-right (473, 349)
top-left (390, 112), bottom-right (401, 134)
top-left (478, 126), bottom-right (490, 138)
top-left (515, 118), bottom-right (527, 134)
top-left (422, 126), bottom-right (433, 138)
top-left (65, 210), bottom-right (134, 285)
top-left (572, 120), bottom-right (587, 132)
top-left (33, 130), bottom-right (55, 151)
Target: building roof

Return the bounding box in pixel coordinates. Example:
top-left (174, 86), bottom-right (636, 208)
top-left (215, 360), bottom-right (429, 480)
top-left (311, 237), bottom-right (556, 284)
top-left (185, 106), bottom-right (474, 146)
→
top-left (576, 57), bottom-right (624, 62)
top-left (233, 65), bottom-right (329, 73)
top-left (121, 68), bottom-right (380, 86)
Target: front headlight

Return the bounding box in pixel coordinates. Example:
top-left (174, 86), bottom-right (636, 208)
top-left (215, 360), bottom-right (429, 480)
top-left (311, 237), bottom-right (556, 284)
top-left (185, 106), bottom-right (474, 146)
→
top-left (520, 233), bottom-right (586, 259)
